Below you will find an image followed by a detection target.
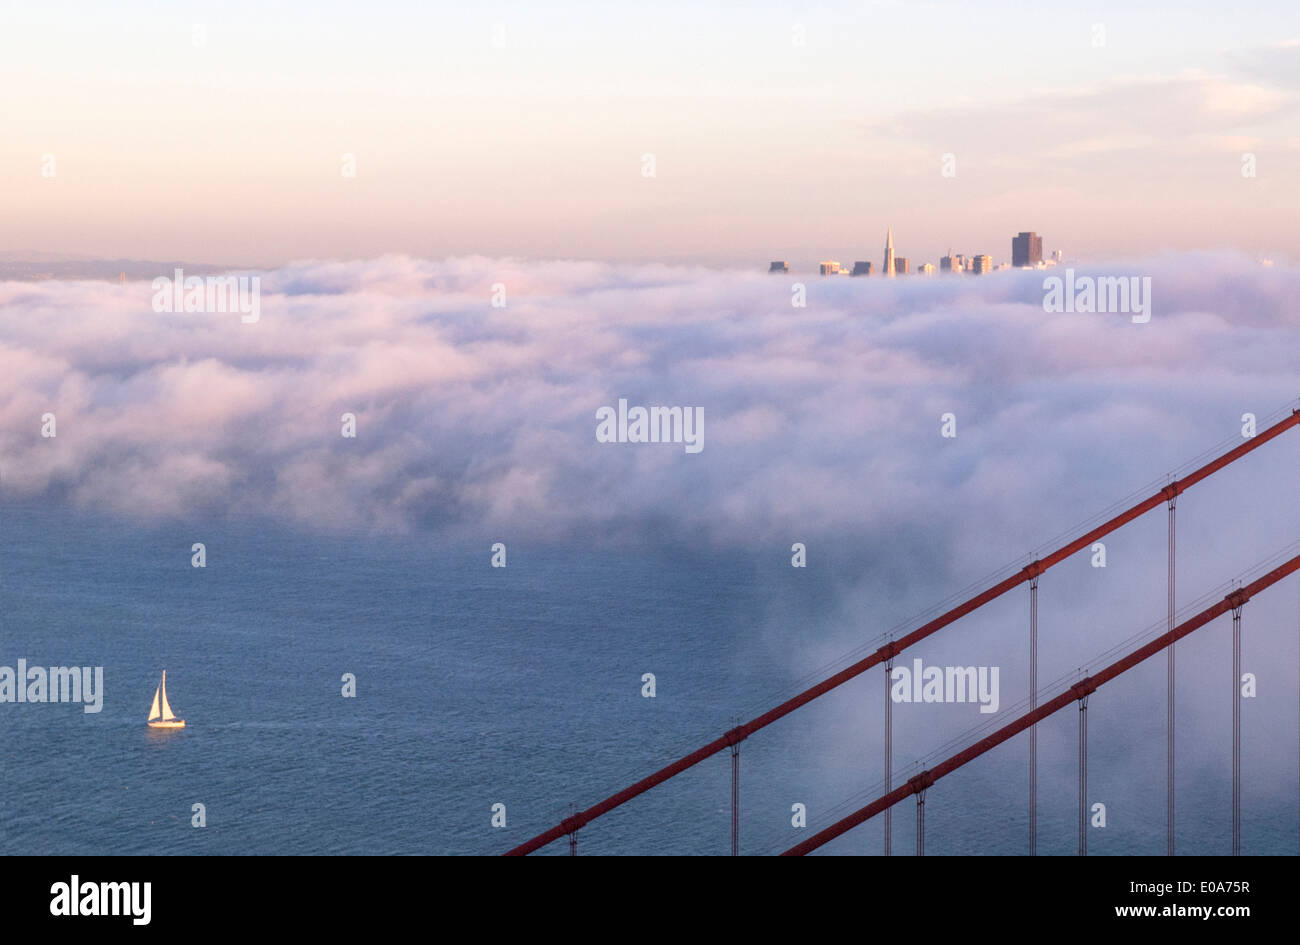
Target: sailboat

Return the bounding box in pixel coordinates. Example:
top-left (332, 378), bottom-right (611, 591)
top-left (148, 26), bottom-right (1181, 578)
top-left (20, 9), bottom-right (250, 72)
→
top-left (146, 670), bottom-right (186, 729)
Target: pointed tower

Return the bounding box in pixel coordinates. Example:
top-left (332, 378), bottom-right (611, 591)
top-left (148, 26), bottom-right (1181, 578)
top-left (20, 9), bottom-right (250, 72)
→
top-left (883, 227), bottom-right (895, 278)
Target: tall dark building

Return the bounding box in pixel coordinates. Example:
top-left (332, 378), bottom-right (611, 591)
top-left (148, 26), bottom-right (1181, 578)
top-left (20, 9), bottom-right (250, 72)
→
top-left (1012, 231), bottom-right (1043, 268)
top-left (893, 257), bottom-right (909, 275)
top-left (768, 261), bottom-right (789, 273)
top-left (851, 261), bottom-right (873, 276)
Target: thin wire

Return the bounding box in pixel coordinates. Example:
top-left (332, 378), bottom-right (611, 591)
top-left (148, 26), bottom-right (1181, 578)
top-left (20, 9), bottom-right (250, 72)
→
top-left (771, 539), bottom-right (1300, 854)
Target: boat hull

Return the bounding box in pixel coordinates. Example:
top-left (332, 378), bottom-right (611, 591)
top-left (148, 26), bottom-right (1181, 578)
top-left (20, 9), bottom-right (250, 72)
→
top-left (147, 719), bottom-right (186, 729)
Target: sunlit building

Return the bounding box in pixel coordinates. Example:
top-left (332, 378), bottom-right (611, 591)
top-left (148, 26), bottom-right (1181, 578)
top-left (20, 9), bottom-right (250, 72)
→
top-left (1012, 231), bottom-right (1043, 267)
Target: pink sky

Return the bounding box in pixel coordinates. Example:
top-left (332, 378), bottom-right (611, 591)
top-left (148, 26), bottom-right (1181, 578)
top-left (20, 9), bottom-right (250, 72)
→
top-left (2, 4), bottom-right (1298, 267)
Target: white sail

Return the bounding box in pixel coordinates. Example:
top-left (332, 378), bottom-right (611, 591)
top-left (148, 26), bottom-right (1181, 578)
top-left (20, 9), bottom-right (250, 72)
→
top-left (159, 670), bottom-right (176, 721)
top-left (148, 685), bottom-right (161, 721)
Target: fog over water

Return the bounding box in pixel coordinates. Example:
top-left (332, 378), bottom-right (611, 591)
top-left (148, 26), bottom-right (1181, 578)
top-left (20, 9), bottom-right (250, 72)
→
top-left (1, 252), bottom-right (1297, 854)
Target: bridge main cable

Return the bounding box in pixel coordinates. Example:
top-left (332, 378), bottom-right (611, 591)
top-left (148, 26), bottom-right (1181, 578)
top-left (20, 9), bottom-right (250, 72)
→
top-left (506, 410), bottom-right (1300, 855)
top-left (782, 553), bottom-right (1299, 855)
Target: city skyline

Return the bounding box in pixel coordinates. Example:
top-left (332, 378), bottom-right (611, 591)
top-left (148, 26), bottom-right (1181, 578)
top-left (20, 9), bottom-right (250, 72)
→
top-left (782, 228), bottom-right (1059, 274)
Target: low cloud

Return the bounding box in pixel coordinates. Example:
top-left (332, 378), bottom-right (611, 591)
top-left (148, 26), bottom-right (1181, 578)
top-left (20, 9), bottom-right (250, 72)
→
top-left (1, 252), bottom-right (1296, 555)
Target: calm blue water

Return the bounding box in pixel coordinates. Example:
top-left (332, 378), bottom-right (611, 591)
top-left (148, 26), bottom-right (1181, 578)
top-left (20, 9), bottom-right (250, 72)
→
top-left (1, 505), bottom-right (1296, 855)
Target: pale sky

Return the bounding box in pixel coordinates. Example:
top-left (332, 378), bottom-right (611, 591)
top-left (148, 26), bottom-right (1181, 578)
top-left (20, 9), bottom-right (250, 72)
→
top-left (2, 0), bottom-right (1299, 267)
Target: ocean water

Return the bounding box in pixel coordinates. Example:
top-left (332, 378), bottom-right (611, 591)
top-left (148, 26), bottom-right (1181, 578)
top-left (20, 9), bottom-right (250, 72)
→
top-left (1, 504), bottom-right (1297, 856)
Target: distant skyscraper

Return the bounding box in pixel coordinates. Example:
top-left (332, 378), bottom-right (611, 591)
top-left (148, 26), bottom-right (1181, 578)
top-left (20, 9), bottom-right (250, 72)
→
top-left (1012, 231), bottom-right (1043, 267)
top-left (972, 254), bottom-right (993, 274)
top-left (920, 262), bottom-right (936, 275)
top-left (1052, 249), bottom-right (1063, 264)
top-left (819, 260), bottom-right (842, 275)
top-left (768, 261), bottom-right (788, 273)
top-left (883, 227), bottom-right (895, 277)
top-left (851, 261), bottom-right (873, 276)
top-left (894, 257), bottom-right (909, 275)
top-left (940, 250), bottom-right (960, 273)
